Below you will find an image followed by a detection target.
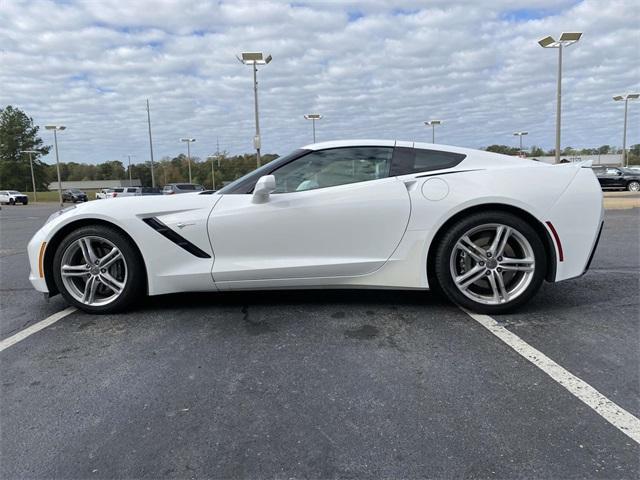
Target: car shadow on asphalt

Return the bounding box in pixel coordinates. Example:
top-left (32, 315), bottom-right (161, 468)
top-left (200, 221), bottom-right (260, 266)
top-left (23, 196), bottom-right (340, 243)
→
top-left (138, 288), bottom-right (450, 312)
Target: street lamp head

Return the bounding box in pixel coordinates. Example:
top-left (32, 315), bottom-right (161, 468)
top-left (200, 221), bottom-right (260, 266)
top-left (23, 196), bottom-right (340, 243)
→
top-left (613, 94), bottom-right (640, 101)
top-left (539, 32), bottom-right (582, 48)
top-left (538, 35), bottom-right (556, 48)
top-left (424, 120), bottom-right (442, 126)
top-left (513, 131), bottom-right (528, 136)
top-left (304, 114), bottom-right (322, 120)
top-left (180, 138), bottom-right (196, 142)
top-left (559, 32), bottom-right (582, 43)
top-left (45, 125), bottom-right (66, 131)
top-left (238, 52), bottom-right (272, 65)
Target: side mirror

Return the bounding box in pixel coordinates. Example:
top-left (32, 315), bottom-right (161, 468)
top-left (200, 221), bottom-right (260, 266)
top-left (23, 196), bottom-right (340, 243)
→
top-left (252, 175), bottom-right (276, 203)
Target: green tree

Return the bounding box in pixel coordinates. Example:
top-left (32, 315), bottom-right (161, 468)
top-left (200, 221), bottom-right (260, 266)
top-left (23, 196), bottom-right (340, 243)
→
top-left (0, 105), bottom-right (51, 190)
top-left (485, 145), bottom-right (520, 155)
top-left (597, 145), bottom-right (611, 155)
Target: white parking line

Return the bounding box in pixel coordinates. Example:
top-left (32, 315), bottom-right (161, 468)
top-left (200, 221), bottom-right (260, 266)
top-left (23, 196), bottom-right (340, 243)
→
top-left (0, 307), bottom-right (77, 353)
top-left (463, 309), bottom-right (640, 445)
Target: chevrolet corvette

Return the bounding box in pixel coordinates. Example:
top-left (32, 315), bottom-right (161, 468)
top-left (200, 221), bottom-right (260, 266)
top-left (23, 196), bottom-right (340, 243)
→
top-left (28, 140), bottom-right (604, 314)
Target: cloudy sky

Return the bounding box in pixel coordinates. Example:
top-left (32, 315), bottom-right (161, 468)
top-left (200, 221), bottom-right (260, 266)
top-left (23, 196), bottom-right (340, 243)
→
top-left (1, 0), bottom-right (639, 165)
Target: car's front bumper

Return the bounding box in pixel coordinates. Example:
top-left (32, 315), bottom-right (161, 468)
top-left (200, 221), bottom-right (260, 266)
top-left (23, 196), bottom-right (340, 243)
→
top-left (27, 226), bottom-right (50, 293)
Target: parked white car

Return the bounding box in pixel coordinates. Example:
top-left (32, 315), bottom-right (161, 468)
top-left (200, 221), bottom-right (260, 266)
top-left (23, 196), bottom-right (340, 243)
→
top-left (95, 188), bottom-right (113, 200)
top-left (107, 187), bottom-right (139, 198)
top-left (27, 140), bottom-right (603, 315)
top-left (0, 190), bottom-right (29, 205)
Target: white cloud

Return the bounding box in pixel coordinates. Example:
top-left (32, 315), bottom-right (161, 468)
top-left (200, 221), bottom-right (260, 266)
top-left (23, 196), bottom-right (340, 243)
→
top-left (1, 0), bottom-right (638, 165)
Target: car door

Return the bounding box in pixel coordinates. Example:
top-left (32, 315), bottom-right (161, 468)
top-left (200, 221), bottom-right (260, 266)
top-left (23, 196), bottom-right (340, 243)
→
top-left (209, 146), bottom-right (411, 284)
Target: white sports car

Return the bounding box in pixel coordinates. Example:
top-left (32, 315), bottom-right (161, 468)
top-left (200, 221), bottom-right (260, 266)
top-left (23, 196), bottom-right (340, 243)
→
top-left (27, 140), bottom-right (603, 314)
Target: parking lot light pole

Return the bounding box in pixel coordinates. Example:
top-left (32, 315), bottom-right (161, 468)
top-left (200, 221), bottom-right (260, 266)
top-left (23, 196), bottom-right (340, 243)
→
top-left (237, 52), bottom-right (272, 168)
top-left (207, 154), bottom-right (221, 190)
top-left (304, 114), bottom-right (323, 143)
top-left (19, 149), bottom-right (39, 202)
top-left (44, 125), bottom-right (66, 207)
top-left (513, 132), bottom-right (528, 156)
top-left (538, 32), bottom-right (582, 164)
top-left (613, 94), bottom-right (639, 167)
top-left (180, 138), bottom-right (196, 183)
top-left (424, 120), bottom-right (442, 143)
top-left (127, 155), bottom-right (135, 184)
top-left (146, 99), bottom-right (156, 188)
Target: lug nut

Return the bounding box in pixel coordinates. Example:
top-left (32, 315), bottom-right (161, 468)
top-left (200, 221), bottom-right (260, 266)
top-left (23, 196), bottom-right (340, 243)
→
top-left (497, 256), bottom-right (503, 261)
top-left (101, 268), bottom-right (106, 273)
top-left (95, 260), bottom-right (99, 265)
top-left (479, 261), bottom-right (485, 266)
top-left (486, 252), bottom-right (492, 258)
top-left (485, 270), bottom-right (491, 275)
top-left (497, 267), bottom-right (502, 272)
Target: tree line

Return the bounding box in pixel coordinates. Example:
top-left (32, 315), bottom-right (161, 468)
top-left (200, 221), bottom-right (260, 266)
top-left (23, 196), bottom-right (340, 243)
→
top-left (2, 105), bottom-right (639, 192)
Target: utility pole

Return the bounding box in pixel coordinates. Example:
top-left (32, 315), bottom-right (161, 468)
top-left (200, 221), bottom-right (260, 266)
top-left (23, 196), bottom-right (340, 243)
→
top-left (20, 150), bottom-right (39, 202)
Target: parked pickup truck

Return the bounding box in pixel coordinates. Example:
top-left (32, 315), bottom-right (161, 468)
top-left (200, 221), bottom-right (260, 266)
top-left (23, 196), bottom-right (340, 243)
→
top-left (95, 188), bottom-right (113, 199)
top-left (108, 187), bottom-right (162, 198)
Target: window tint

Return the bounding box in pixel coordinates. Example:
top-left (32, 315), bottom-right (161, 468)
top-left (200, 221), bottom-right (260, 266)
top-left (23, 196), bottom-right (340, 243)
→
top-left (113, 188), bottom-right (124, 192)
top-left (272, 147), bottom-right (392, 193)
top-left (178, 184), bottom-right (196, 190)
top-left (126, 188), bottom-right (137, 192)
top-left (391, 147), bottom-right (466, 175)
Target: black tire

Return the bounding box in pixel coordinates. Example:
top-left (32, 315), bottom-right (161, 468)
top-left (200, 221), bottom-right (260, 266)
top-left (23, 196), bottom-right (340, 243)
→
top-left (434, 210), bottom-right (547, 314)
top-left (52, 225), bottom-right (145, 314)
top-left (22, 199), bottom-right (28, 205)
top-left (627, 181), bottom-right (640, 192)
top-left (9, 198), bottom-right (15, 205)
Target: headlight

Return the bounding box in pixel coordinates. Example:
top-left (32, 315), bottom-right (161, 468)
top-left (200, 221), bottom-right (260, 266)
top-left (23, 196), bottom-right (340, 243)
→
top-left (45, 205), bottom-right (76, 224)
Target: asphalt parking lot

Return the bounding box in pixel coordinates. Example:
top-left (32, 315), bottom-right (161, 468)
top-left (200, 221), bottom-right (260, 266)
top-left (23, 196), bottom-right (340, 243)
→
top-left (1, 202), bottom-right (638, 479)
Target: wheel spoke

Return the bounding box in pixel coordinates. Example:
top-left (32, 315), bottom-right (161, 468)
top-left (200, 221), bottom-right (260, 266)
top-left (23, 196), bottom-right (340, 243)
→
top-left (82, 276), bottom-right (98, 304)
top-left (500, 256), bottom-right (534, 272)
top-left (79, 238), bottom-right (97, 264)
top-left (491, 226), bottom-right (511, 257)
top-left (487, 271), bottom-right (500, 302)
top-left (99, 272), bottom-right (124, 294)
top-left (456, 236), bottom-right (486, 262)
top-left (61, 265), bottom-right (90, 277)
top-left (456, 266), bottom-right (486, 290)
top-left (99, 247), bottom-right (122, 269)
top-left (495, 271), bottom-right (510, 302)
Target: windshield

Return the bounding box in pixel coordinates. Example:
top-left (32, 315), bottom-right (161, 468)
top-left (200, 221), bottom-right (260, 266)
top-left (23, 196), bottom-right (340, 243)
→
top-left (8, 191), bottom-right (20, 194)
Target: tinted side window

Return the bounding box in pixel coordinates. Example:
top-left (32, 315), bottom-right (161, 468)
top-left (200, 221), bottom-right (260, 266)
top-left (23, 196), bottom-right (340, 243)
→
top-left (391, 147), bottom-right (466, 175)
top-left (127, 188), bottom-right (137, 193)
top-left (272, 147), bottom-right (393, 193)
top-left (178, 184), bottom-right (196, 190)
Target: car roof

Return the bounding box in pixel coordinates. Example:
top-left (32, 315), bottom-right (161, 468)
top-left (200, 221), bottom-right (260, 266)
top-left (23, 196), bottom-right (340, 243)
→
top-left (301, 139), bottom-right (476, 157)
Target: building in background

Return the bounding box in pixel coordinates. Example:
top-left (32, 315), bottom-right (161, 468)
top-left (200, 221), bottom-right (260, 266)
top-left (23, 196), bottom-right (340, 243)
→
top-left (531, 154), bottom-right (623, 166)
top-left (47, 179), bottom-right (142, 190)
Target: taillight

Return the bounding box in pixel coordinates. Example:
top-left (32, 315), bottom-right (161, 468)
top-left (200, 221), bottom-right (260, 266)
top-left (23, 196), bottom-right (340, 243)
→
top-left (112, 193), bottom-right (118, 197)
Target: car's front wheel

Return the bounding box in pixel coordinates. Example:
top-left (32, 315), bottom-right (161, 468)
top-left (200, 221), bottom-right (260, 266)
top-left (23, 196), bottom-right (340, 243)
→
top-left (434, 211), bottom-right (546, 314)
top-left (627, 181), bottom-right (640, 192)
top-left (52, 225), bottom-right (145, 313)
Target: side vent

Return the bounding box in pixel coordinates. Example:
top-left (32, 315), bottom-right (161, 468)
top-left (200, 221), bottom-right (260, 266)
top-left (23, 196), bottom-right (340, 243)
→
top-left (142, 217), bottom-right (211, 259)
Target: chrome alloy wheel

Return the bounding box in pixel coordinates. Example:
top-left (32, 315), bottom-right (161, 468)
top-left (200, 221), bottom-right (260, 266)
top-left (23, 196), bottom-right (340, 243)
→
top-left (449, 223), bottom-right (535, 305)
top-left (60, 235), bottom-right (128, 307)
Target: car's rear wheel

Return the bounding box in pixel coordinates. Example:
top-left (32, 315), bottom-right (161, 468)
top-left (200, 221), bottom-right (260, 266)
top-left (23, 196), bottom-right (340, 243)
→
top-left (53, 225), bottom-right (145, 313)
top-left (22, 199), bottom-right (28, 205)
top-left (627, 181), bottom-right (640, 192)
top-left (434, 211), bottom-right (546, 314)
